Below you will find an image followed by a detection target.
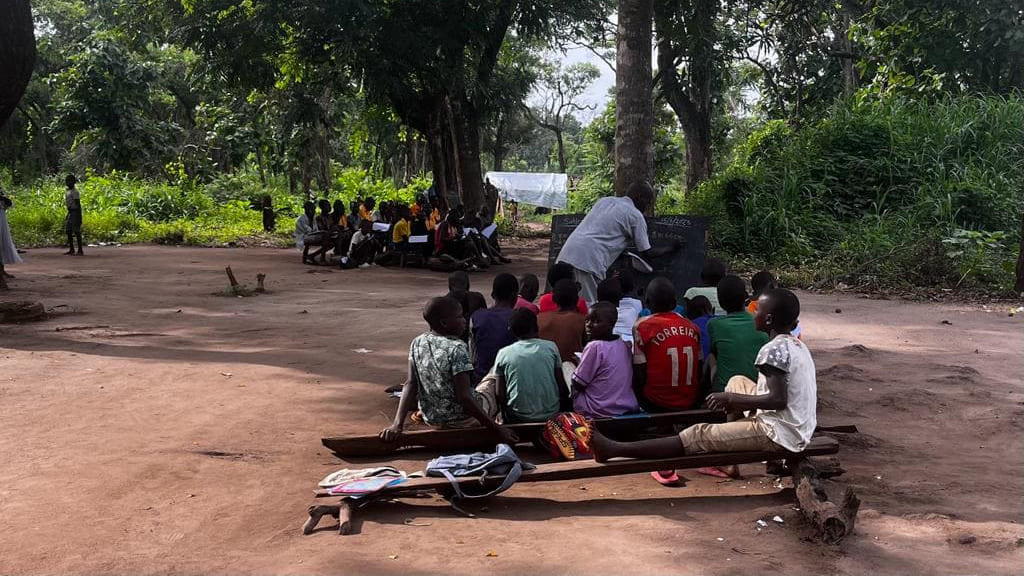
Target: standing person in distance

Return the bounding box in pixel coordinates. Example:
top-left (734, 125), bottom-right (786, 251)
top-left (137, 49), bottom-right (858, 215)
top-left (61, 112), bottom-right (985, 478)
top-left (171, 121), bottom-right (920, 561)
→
top-left (64, 174), bottom-right (84, 256)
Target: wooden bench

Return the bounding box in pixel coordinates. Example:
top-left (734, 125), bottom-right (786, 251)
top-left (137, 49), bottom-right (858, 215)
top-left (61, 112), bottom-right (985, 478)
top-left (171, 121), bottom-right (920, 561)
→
top-left (306, 436), bottom-right (857, 542)
top-left (321, 409), bottom-right (726, 457)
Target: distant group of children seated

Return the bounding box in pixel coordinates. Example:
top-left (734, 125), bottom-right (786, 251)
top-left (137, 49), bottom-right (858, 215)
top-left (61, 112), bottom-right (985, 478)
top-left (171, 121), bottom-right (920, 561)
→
top-left (294, 194), bottom-right (511, 271)
top-left (381, 257), bottom-right (816, 485)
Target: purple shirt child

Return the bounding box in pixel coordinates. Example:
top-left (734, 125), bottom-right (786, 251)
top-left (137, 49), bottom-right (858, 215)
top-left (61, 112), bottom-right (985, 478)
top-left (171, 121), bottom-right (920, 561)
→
top-left (571, 338), bottom-right (639, 418)
top-left (470, 306), bottom-right (516, 382)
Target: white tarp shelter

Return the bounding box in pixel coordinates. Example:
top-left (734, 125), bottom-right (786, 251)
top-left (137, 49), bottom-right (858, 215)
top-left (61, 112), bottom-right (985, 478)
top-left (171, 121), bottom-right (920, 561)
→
top-left (485, 171), bottom-right (568, 210)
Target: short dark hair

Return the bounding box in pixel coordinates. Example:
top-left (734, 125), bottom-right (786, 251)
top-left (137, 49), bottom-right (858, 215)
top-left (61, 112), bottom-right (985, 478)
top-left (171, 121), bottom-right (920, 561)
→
top-left (303, 201), bottom-right (316, 215)
top-left (492, 273), bottom-right (519, 302)
top-left (65, 174), bottom-right (77, 187)
top-left (701, 257), bottom-right (727, 286)
top-left (717, 275), bottom-right (748, 313)
top-left (626, 181), bottom-right (655, 211)
top-left (423, 296), bottom-right (461, 329)
top-left (686, 295), bottom-right (712, 320)
top-left (762, 288), bottom-right (800, 330)
top-left (519, 273), bottom-right (539, 301)
top-left (318, 199), bottom-right (331, 213)
top-left (589, 301), bottom-right (618, 325)
top-left (597, 277), bottom-right (623, 306)
top-left (547, 262), bottom-right (576, 291)
top-left (645, 277), bottom-right (677, 313)
top-left (448, 270), bottom-right (470, 292)
top-left (508, 307), bottom-right (538, 339)
top-left (552, 278), bottom-right (579, 309)
top-left (751, 270), bottom-right (776, 297)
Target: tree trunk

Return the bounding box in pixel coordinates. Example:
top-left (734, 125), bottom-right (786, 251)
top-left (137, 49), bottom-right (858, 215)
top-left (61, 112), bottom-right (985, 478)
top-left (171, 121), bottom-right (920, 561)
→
top-left (615, 0), bottom-right (655, 196)
top-left (493, 112), bottom-right (506, 172)
top-left (655, 0), bottom-right (715, 193)
top-left (1015, 208), bottom-right (1024, 294)
top-left (555, 130), bottom-right (567, 174)
top-left (449, 96), bottom-right (486, 215)
top-left (0, 0), bottom-right (36, 129)
top-left (427, 131), bottom-right (449, 213)
top-left (404, 129), bottom-right (414, 185)
top-left (837, 1), bottom-right (857, 98)
top-left (680, 113), bottom-right (711, 192)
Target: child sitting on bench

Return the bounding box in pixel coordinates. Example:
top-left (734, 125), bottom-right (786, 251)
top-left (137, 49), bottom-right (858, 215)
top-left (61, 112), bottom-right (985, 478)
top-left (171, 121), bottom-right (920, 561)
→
top-left (708, 275), bottom-right (768, 394)
top-left (341, 219), bottom-right (380, 269)
top-left (572, 302), bottom-right (640, 418)
top-left (380, 296), bottom-right (517, 444)
top-left (446, 271), bottom-right (487, 342)
top-left (538, 262), bottom-right (588, 314)
top-left (538, 278), bottom-right (587, 363)
top-left (683, 257), bottom-right (727, 315)
top-left (632, 277), bottom-right (703, 485)
top-left (494, 308), bottom-right (569, 423)
top-left (470, 273), bottom-right (519, 382)
top-left (515, 273), bottom-right (540, 314)
top-left (591, 289), bottom-right (817, 476)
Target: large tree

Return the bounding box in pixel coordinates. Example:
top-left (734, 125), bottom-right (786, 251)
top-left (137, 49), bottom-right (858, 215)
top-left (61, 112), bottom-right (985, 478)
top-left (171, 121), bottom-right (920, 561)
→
top-left (0, 0), bottom-right (35, 291)
top-left (654, 0), bottom-right (719, 192)
top-left (0, 0), bottom-right (35, 129)
top-left (614, 0), bottom-right (655, 197)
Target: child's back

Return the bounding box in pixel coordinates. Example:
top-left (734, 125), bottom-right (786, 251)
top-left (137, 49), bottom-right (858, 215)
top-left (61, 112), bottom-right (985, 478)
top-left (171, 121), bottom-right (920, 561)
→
top-left (410, 330), bottom-right (477, 426)
top-left (538, 262), bottom-right (588, 314)
top-left (538, 310), bottom-right (585, 362)
top-left (538, 279), bottom-right (586, 362)
top-left (683, 257), bottom-right (727, 315)
top-left (469, 273), bottom-right (519, 381)
top-left (708, 276), bottom-right (769, 393)
top-left (494, 337), bottom-right (562, 423)
top-left (634, 278), bottom-right (702, 411)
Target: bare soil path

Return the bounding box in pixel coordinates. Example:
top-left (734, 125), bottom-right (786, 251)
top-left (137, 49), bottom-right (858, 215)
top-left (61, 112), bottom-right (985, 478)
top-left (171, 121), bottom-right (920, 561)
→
top-left (0, 243), bottom-right (1021, 574)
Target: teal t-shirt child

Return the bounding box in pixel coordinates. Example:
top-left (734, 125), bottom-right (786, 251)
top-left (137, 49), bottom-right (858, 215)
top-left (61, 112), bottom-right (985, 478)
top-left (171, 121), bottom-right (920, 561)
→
top-left (494, 338), bottom-right (562, 422)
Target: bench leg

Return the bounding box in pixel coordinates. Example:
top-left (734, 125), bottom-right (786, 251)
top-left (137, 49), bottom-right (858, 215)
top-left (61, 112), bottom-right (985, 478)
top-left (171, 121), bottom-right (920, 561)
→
top-left (338, 500), bottom-right (353, 535)
top-left (303, 504), bottom-right (340, 535)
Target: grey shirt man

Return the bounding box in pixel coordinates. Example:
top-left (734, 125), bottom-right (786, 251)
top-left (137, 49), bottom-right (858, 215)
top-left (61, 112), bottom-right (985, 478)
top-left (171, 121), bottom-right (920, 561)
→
top-left (556, 196), bottom-right (651, 303)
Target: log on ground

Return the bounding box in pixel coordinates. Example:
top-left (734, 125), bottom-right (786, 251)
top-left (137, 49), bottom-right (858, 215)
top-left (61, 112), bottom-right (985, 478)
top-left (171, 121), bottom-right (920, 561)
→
top-left (794, 458), bottom-right (860, 544)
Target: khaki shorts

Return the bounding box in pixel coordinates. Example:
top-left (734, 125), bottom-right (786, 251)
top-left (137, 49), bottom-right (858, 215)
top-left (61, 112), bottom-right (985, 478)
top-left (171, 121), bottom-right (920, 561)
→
top-left (678, 376), bottom-right (781, 454)
top-left (435, 375), bottom-right (501, 428)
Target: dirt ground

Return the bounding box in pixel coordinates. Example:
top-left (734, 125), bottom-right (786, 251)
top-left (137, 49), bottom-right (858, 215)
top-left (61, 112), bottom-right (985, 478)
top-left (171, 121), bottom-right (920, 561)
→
top-left (1, 242), bottom-right (1022, 575)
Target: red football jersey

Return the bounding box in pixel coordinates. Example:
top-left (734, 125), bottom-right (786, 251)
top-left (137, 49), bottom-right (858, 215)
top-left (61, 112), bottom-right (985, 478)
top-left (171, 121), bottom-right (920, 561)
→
top-left (633, 312), bottom-right (702, 410)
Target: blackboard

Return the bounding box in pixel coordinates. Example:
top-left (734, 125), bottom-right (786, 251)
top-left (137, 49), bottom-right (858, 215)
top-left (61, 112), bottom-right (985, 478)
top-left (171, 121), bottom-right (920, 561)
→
top-left (547, 213), bottom-right (708, 296)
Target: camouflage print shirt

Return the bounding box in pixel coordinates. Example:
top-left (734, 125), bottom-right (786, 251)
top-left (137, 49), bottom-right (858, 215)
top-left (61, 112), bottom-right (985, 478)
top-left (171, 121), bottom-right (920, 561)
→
top-left (410, 331), bottom-right (478, 426)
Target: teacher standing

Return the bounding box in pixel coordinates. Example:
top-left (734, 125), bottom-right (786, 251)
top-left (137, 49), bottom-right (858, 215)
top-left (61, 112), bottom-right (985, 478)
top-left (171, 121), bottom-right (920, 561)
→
top-left (556, 181), bottom-right (679, 304)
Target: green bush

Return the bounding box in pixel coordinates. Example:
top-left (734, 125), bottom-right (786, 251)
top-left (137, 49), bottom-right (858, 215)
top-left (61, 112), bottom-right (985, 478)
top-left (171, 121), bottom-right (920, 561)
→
top-left (686, 94), bottom-right (1023, 290)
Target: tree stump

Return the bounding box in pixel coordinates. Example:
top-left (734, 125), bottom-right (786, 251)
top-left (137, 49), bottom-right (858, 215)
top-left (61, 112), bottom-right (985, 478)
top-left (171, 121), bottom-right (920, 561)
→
top-left (794, 458), bottom-right (860, 544)
top-left (0, 300), bottom-right (46, 323)
top-left (255, 273), bottom-right (266, 293)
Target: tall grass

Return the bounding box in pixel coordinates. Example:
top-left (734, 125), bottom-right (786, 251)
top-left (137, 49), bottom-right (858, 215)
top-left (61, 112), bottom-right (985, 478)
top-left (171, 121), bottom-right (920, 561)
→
top-left (684, 94), bottom-right (1024, 290)
top-left (2, 167), bottom-right (430, 248)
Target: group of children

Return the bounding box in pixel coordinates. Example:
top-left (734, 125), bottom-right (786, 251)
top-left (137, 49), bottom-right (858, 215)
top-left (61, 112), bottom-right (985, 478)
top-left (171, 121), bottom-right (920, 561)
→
top-left (381, 257), bottom-right (816, 486)
top-left (294, 194), bottom-right (510, 271)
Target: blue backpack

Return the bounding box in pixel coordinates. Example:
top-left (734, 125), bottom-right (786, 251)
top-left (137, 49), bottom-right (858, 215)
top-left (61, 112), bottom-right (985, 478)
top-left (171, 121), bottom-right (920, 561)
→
top-left (425, 444), bottom-right (534, 499)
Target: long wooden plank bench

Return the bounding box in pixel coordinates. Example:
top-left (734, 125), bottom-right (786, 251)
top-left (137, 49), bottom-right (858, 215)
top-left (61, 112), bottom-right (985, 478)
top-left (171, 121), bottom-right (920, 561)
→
top-left (304, 437), bottom-right (856, 541)
top-left (322, 409), bottom-right (726, 457)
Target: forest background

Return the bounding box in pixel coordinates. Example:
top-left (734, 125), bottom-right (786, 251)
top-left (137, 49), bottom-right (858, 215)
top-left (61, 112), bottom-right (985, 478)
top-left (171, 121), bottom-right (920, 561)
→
top-left (1, 0), bottom-right (1021, 292)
